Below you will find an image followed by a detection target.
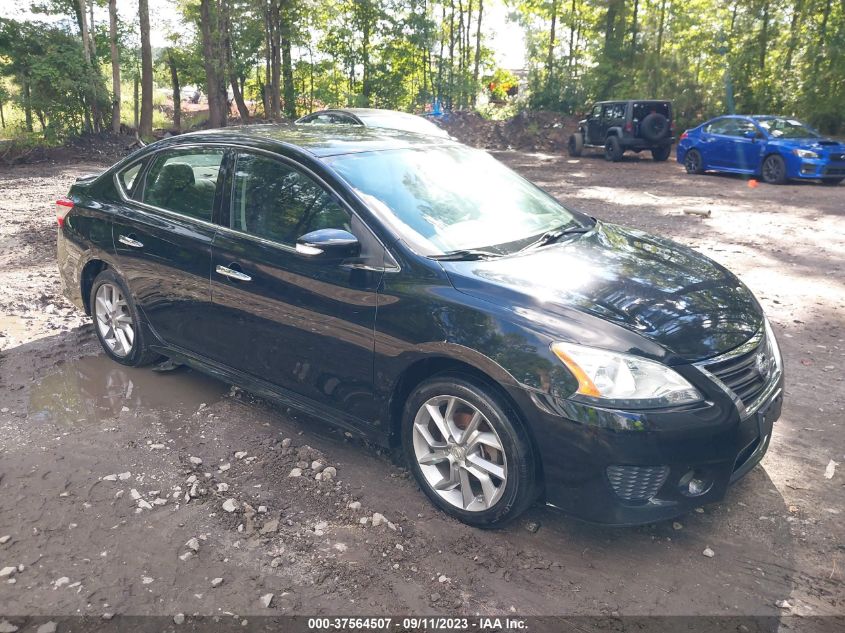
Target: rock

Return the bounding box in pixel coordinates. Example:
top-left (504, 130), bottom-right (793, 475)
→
top-left (216, 483), bottom-right (229, 492)
top-left (702, 547), bottom-right (715, 558)
top-left (222, 498), bottom-right (239, 513)
top-left (219, 463), bottom-right (231, 472)
top-left (672, 522), bottom-right (683, 530)
top-left (281, 438), bottom-right (292, 448)
top-left (178, 551), bottom-right (193, 562)
top-left (137, 499), bottom-right (153, 510)
top-left (288, 468), bottom-right (302, 478)
top-left (430, 592), bottom-right (440, 603)
top-left (150, 443), bottom-right (165, 450)
top-left (0, 620), bottom-right (18, 633)
top-left (0, 536), bottom-right (10, 545)
top-left (296, 460), bottom-right (309, 470)
top-left (36, 622), bottom-right (57, 633)
top-left (0, 567), bottom-right (15, 578)
top-left (525, 521), bottom-right (540, 533)
top-left (211, 577), bottom-right (224, 588)
top-left (118, 472), bottom-right (131, 480)
top-left (102, 474), bottom-right (118, 482)
top-left (347, 501), bottom-right (361, 511)
top-left (173, 613), bottom-right (185, 625)
top-left (322, 466), bottom-right (337, 480)
top-left (438, 574), bottom-right (450, 583)
top-left (258, 505), bottom-right (267, 513)
top-left (371, 513), bottom-right (387, 527)
top-left (130, 489), bottom-right (142, 500)
top-left (311, 461), bottom-right (325, 473)
top-left (235, 451), bottom-right (248, 459)
top-left (314, 521), bottom-right (328, 536)
top-left (189, 456), bottom-right (203, 466)
top-left (259, 519), bottom-right (279, 535)
top-left (153, 498), bottom-right (167, 506)
top-left (53, 577), bottom-right (69, 588)
top-left (185, 537), bottom-right (200, 552)
top-left (270, 557), bottom-right (282, 568)
top-left (101, 614), bottom-right (114, 621)
top-left (260, 593), bottom-right (274, 608)
top-left (142, 576), bottom-right (154, 584)
top-left (775, 599), bottom-right (792, 609)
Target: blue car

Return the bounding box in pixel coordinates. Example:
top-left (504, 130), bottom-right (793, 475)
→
top-left (677, 115), bottom-right (845, 185)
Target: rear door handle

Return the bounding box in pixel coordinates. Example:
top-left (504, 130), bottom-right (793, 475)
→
top-left (215, 264), bottom-right (252, 282)
top-left (118, 234), bottom-right (144, 248)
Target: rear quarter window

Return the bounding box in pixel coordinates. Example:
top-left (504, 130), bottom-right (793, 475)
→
top-left (116, 162), bottom-right (144, 197)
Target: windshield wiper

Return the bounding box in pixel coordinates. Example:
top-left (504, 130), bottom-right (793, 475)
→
top-left (518, 223), bottom-right (594, 253)
top-left (429, 249), bottom-right (503, 261)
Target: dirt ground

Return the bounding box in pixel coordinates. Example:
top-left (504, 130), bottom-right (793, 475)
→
top-left (0, 144), bottom-right (843, 630)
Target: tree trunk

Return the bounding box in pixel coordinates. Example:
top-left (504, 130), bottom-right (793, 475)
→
top-left (77, 0), bottom-right (100, 132)
top-left (630, 0), bottom-right (639, 58)
top-left (108, 0), bottom-right (121, 133)
top-left (200, 0), bottom-right (226, 127)
top-left (447, 0), bottom-right (455, 108)
top-left (281, 33), bottom-right (295, 117)
top-left (168, 50), bottom-right (181, 131)
top-left (23, 78), bottom-right (33, 132)
top-left (138, 0), bottom-right (154, 137)
top-left (134, 73), bottom-right (139, 129)
top-left (472, 0), bottom-right (482, 105)
top-left (546, 0), bottom-right (557, 94)
top-left (0, 98), bottom-right (5, 128)
top-left (269, 1), bottom-right (281, 119)
top-left (362, 18), bottom-right (371, 106)
top-left (784, 0), bottom-right (804, 71)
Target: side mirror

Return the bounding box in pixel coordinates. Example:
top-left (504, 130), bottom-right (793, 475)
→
top-left (295, 228), bottom-right (360, 261)
top-left (744, 130), bottom-right (762, 140)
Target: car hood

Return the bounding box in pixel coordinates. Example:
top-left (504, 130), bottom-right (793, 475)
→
top-left (770, 137), bottom-right (845, 153)
top-left (439, 223), bottom-right (763, 362)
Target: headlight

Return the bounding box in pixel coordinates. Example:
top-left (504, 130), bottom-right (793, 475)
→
top-left (551, 342), bottom-right (702, 409)
top-left (794, 149), bottom-right (819, 159)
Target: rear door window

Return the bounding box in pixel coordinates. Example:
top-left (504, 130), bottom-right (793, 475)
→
top-left (705, 119), bottom-right (731, 135)
top-left (230, 152), bottom-right (351, 246)
top-left (141, 149), bottom-right (225, 222)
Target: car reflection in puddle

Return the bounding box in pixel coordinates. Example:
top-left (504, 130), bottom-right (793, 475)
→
top-left (28, 355), bottom-right (228, 425)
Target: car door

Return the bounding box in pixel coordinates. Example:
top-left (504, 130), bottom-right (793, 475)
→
top-left (697, 118), bottom-right (733, 168)
top-left (111, 146), bottom-right (225, 353)
top-left (728, 119), bottom-right (766, 172)
top-left (586, 105), bottom-right (603, 144)
top-left (208, 150), bottom-right (387, 424)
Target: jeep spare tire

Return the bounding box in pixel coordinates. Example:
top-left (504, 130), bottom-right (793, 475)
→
top-left (640, 113), bottom-right (669, 141)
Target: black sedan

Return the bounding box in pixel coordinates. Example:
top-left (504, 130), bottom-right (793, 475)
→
top-left (56, 126), bottom-right (783, 527)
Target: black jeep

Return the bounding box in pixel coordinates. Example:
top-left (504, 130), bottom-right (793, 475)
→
top-left (568, 100), bottom-right (674, 162)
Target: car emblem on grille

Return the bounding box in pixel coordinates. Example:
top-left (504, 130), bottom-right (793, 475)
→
top-left (755, 352), bottom-right (769, 377)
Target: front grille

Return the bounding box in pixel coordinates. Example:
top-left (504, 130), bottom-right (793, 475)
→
top-left (701, 330), bottom-right (776, 409)
top-left (606, 465), bottom-right (669, 502)
top-left (824, 166), bottom-right (845, 176)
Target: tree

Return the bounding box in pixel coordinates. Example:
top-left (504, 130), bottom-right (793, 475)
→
top-left (108, 0), bottom-right (120, 133)
top-left (138, 0), bottom-right (153, 137)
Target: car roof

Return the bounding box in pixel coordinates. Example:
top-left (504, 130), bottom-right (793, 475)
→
top-left (154, 124), bottom-right (457, 158)
top-left (594, 99), bottom-right (671, 104)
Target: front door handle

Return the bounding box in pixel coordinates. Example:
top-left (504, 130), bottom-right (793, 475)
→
top-left (215, 264), bottom-right (252, 282)
top-left (118, 234), bottom-right (144, 248)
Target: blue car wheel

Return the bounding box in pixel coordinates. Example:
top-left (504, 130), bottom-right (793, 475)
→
top-left (761, 154), bottom-right (788, 184)
top-left (684, 149), bottom-right (704, 174)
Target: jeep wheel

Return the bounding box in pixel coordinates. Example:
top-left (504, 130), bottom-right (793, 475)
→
top-left (640, 113), bottom-right (670, 142)
top-left (684, 149), bottom-right (705, 174)
top-left (568, 133), bottom-right (583, 157)
top-left (604, 136), bottom-right (623, 162)
top-left (651, 146), bottom-right (671, 162)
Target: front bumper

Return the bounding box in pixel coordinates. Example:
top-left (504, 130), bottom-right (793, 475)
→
top-left (791, 157), bottom-right (845, 179)
top-left (512, 340), bottom-right (784, 526)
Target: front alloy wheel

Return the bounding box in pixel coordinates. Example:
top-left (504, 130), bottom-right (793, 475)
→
top-left (412, 395), bottom-right (507, 512)
top-left (95, 283), bottom-right (134, 357)
top-left (402, 374), bottom-right (537, 527)
top-left (761, 154), bottom-right (788, 184)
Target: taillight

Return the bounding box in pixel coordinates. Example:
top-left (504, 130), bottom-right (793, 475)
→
top-left (680, 131), bottom-right (689, 140)
top-left (624, 122), bottom-right (633, 134)
top-left (56, 197), bottom-right (74, 228)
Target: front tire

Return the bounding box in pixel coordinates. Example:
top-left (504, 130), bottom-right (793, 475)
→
top-left (401, 374), bottom-right (537, 527)
top-left (761, 154), bottom-right (788, 184)
top-left (90, 269), bottom-right (159, 367)
top-left (604, 136), bottom-right (623, 162)
top-left (568, 132), bottom-right (583, 157)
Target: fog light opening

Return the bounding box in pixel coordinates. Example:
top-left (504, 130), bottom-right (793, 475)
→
top-left (678, 469), bottom-right (714, 498)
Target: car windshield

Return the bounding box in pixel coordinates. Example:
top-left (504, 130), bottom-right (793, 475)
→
top-left (357, 113), bottom-right (449, 138)
top-left (326, 146), bottom-right (582, 256)
top-left (756, 118), bottom-right (820, 139)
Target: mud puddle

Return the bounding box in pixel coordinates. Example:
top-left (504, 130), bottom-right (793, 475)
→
top-left (28, 354), bottom-right (228, 425)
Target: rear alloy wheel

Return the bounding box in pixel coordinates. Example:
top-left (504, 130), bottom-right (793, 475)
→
top-left (90, 270), bottom-right (159, 367)
top-left (761, 154), bottom-right (788, 184)
top-left (651, 145), bottom-right (672, 162)
top-left (402, 375), bottom-right (537, 527)
top-left (684, 149), bottom-right (705, 174)
top-left (604, 136), bottom-right (623, 162)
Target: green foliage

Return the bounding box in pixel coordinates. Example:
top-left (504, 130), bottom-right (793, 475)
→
top-left (510, 0), bottom-right (845, 133)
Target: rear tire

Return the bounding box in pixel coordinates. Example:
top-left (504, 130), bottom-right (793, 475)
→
top-left (640, 112), bottom-right (670, 142)
top-left (684, 149), bottom-right (705, 175)
top-left (401, 373), bottom-right (538, 528)
top-left (604, 136), bottom-right (623, 162)
top-left (567, 132), bottom-right (583, 157)
top-left (651, 145), bottom-right (672, 162)
top-left (761, 154), bottom-right (788, 184)
top-left (821, 178), bottom-right (843, 186)
top-left (90, 270), bottom-right (159, 367)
